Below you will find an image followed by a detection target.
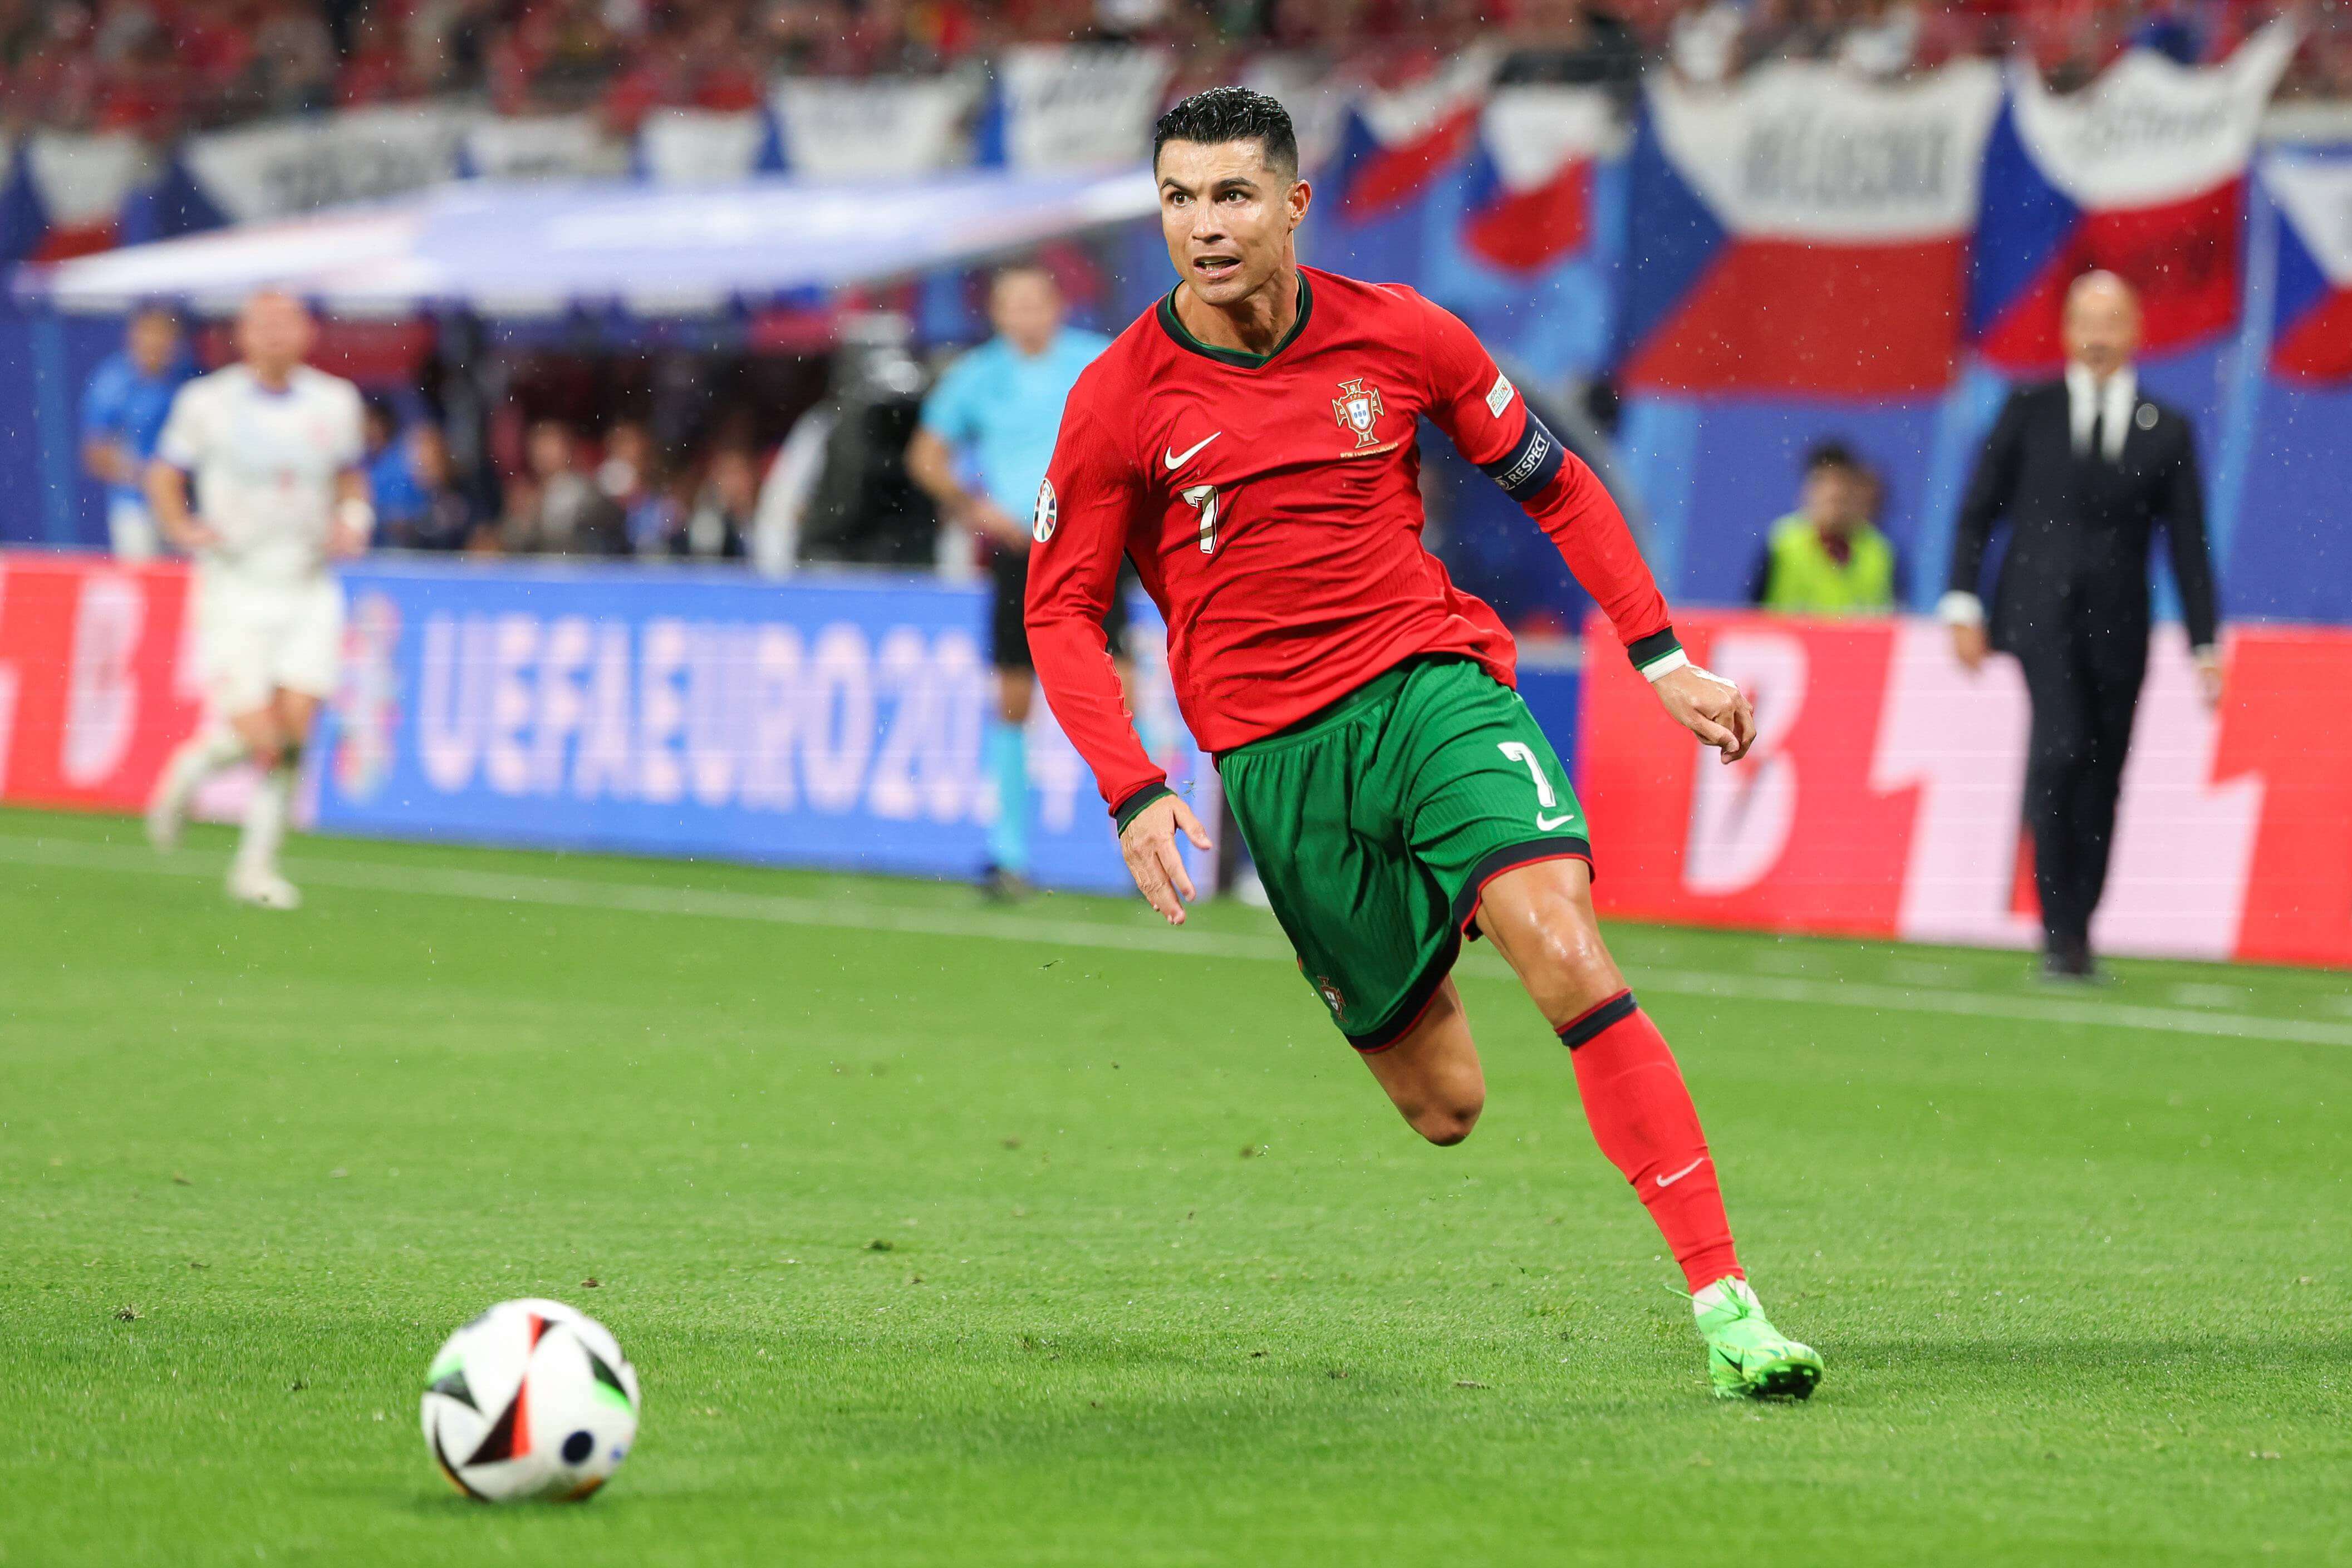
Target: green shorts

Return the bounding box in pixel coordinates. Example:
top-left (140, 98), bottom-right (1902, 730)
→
top-left (1218, 656), bottom-right (1592, 1052)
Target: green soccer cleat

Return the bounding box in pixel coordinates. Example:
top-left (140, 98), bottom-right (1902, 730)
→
top-left (1692, 1276), bottom-right (1822, 1400)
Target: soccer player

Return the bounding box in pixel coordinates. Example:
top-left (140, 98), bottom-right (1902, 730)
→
top-left (907, 264), bottom-right (1123, 899)
top-left (79, 304), bottom-right (191, 561)
top-left (143, 292), bottom-right (372, 910)
top-left (1027, 89), bottom-right (1822, 1399)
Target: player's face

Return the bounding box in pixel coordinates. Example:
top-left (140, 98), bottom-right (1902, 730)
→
top-left (1156, 139), bottom-right (1308, 308)
top-left (236, 293), bottom-right (315, 377)
top-left (2061, 278), bottom-right (2141, 378)
top-left (990, 272), bottom-right (1064, 356)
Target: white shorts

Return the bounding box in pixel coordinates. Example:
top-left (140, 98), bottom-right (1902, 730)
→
top-left (194, 572), bottom-right (344, 717)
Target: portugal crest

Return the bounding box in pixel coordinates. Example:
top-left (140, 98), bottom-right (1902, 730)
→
top-left (1332, 378), bottom-right (1386, 450)
top-left (1315, 976), bottom-right (1347, 1020)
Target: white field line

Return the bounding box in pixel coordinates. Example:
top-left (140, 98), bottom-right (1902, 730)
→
top-left (3, 832), bottom-right (2349, 1050)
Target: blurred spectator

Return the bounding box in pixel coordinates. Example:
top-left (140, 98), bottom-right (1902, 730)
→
top-left (339, 3), bottom-right (419, 105)
top-left (669, 447), bottom-right (756, 561)
top-left (1747, 440), bottom-right (1897, 615)
top-left (362, 397), bottom-right (428, 542)
top-left (596, 419), bottom-right (680, 552)
top-left (390, 424), bottom-right (483, 550)
top-left (1497, 0), bottom-right (1646, 101)
top-left (1837, 0), bottom-right (1922, 76)
top-left (3, 1), bottom-right (2342, 140)
top-left (1670, 1), bottom-right (1747, 82)
top-left (79, 303), bottom-right (190, 561)
top-left (501, 419), bottom-right (628, 556)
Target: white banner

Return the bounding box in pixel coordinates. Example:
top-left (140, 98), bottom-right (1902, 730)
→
top-left (635, 108), bottom-right (774, 186)
top-left (773, 75), bottom-right (979, 180)
top-left (1350, 48), bottom-right (1499, 149)
top-left (2009, 19), bottom-right (2297, 207)
top-left (1481, 85), bottom-right (1623, 190)
top-left (463, 114), bottom-right (626, 182)
top-left (181, 104), bottom-right (472, 223)
top-left (25, 131), bottom-right (154, 230)
top-left (1649, 57), bottom-right (2001, 241)
top-left (998, 45), bottom-right (1172, 171)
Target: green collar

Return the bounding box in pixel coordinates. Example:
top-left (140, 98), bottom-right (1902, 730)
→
top-left (1157, 272), bottom-right (1314, 369)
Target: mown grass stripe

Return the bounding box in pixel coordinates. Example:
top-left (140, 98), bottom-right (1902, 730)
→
top-left (3, 832), bottom-right (2344, 1050)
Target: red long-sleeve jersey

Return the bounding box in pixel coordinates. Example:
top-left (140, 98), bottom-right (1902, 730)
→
top-left (1027, 265), bottom-right (1680, 820)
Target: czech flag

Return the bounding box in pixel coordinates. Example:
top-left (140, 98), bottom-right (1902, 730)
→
top-left (1431, 86), bottom-right (1624, 380)
top-left (1318, 54), bottom-right (1494, 284)
top-left (1969, 21), bottom-right (2296, 373)
top-left (2265, 154), bottom-right (2352, 382)
top-left (1457, 86), bottom-right (1619, 273)
top-left (0, 132), bottom-right (151, 263)
top-left (1617, 60), bottom-right (2002, 397)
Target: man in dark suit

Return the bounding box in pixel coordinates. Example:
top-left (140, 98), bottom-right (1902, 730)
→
top-left (1944, 272), bottom-right (2223, 981)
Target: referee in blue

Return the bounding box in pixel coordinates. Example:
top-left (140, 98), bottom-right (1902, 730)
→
top-left (907, 263), bottom-right (1121, 899)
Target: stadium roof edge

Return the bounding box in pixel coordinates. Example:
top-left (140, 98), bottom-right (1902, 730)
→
top-left (12, 166), bottom-right (1159, 319)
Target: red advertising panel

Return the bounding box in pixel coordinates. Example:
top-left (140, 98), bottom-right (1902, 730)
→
top-left (0, 554), bottom-right (202, 812)
top-left (1580, 610), bottom-right (2352, 969)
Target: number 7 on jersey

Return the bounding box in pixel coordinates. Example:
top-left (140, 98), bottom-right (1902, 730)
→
top-left (1182, 485), bottom-right (1218, 556)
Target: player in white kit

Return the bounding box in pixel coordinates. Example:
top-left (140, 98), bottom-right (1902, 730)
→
top-left (143, 292), bottom-right (372, 909)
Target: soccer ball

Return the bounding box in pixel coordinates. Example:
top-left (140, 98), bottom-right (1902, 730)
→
top-left (420, 1297), bottom-right (640, 1502)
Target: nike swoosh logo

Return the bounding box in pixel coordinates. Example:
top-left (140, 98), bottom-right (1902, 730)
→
top-left (1535, 812), bottom-right (1575, 830)
top-left (1655, 1157), bottom-right (1707, 1188)
top-left (1164, 432), bottom-right (1221, 470)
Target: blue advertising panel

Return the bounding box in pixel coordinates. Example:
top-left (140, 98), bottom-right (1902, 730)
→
top-left (311, 559), bottom-right (1209, 894)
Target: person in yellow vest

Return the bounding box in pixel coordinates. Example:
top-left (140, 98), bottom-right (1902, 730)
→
top-left (1747, 441), bottom-right (1898, 615)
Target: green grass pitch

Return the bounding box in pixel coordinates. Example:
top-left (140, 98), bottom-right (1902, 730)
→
top-left (2, 804), bottom-right (2347, 1566)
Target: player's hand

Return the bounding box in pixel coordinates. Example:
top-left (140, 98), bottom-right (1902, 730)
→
top-left (1118, 794), bottom-right (1212, 926)
top-left (1652, 663), bottom-right (1755, 765)
top-left (1951, 621), bottom-right (1988, 673)
top-left (170, 515), bottom-right (223, 552)
top-left (2193, 647), bottom-right (2223, 709)
top-left (328, 520), bottom-right (370, 559)
top-left (965, 499), bottom-right (1029, 548)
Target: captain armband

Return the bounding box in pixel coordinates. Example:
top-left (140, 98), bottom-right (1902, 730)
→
top-left (1480, 411), bottom-right (1567, 503)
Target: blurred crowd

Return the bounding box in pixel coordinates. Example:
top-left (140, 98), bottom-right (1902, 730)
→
top-left (6, 0), bottom-right (2349, 139)
top-left (361, 402), bottom-right (778, 562)
top-left (344, 326), bottom-right (927, 571)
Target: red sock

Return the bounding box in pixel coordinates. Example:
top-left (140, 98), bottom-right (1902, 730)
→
top-left (1559, 992), bottom-right (1742, 1292)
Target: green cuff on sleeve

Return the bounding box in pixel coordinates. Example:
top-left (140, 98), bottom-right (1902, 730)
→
top-left (1111, 782), bottom-right (1175, 834)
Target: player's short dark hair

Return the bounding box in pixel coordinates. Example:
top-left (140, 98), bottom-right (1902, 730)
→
top-left (1803, 440), bottom-right (1865, 476)
top-left (1153, 87), bottom-right (1299, 183)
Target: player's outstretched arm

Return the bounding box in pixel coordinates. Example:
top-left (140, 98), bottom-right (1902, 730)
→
top-left (1118, 795), bottom-right (1214, 925)
top-left (1409, 292), bottom-right (1758, 765)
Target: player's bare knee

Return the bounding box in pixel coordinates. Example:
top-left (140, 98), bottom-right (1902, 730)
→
top-left (1510, 908), bottom-right (1622, 1022)
top-left (1409, 1095), bottom-right (1483, 1146)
